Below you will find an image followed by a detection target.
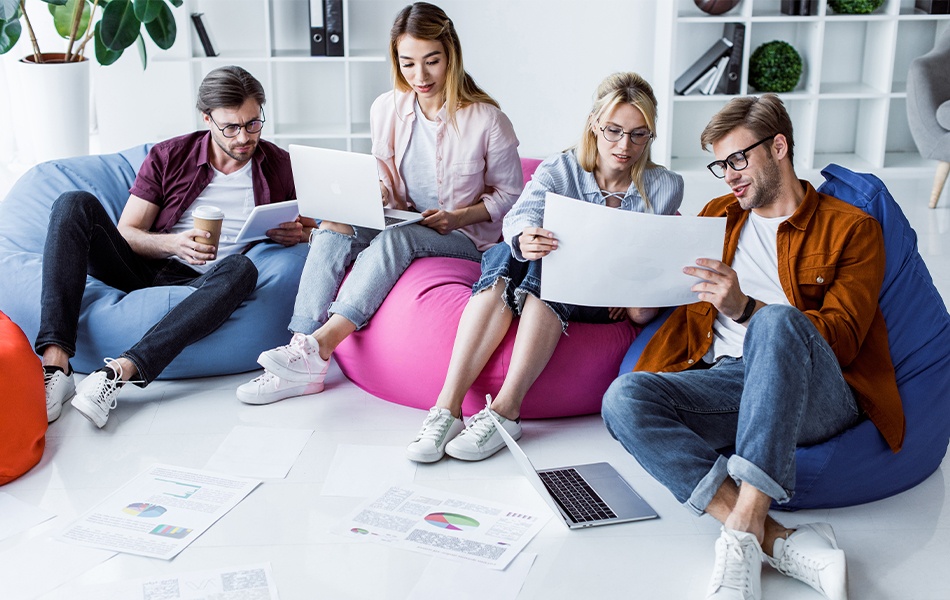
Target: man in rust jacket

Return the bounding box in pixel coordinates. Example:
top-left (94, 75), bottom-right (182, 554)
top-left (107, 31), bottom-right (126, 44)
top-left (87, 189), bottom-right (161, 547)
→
top-left (602, 94), bottom-right (904, 600)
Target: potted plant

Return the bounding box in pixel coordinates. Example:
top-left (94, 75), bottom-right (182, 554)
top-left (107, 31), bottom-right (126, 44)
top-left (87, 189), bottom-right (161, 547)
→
top-left (0, 0), bottom-right (182, 162)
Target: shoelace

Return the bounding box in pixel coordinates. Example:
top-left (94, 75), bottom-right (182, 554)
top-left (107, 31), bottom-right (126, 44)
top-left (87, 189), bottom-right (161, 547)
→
top-left (253, 371), bottom-right (282, 389)
top-left (92, 358), bottom-right (143, 410)
top-left (461, 409), bottom-right (498, 445)
top-left (711, 534), bottom-right (757, 594)
top-left (278, 334), bottom-right (320, 374)
top-left (775, 541), bottom-right (827, 589)
top-left (416, 408), bottom-right (453, 442)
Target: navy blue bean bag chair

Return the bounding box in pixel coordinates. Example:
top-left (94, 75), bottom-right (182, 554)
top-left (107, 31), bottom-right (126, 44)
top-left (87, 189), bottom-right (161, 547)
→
top-left (617, 164), bottom-right (950, 509)
top-left (0, 145), bottom-right (308, 378)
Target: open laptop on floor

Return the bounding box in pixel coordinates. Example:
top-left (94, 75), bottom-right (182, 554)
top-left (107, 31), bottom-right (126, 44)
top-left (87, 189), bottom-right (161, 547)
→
top-left (486, 405), bottom-right (658, 529)
top-left (289, 144), bottom-right (423, 230)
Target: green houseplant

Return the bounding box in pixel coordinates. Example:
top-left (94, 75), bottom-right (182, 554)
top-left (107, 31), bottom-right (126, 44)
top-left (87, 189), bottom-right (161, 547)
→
top-left (0, 0), bottom-right (182, 67)
top-left (749, 40), bottom-right (803, 93)
top-left (827, 0), bottom-right (885, 14)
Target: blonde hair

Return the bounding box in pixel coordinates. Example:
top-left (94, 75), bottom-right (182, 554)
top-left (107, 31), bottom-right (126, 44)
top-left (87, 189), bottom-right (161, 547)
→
top-left (576, 72), bottom-right (659, 211)
top-left (389, 2), bottom-right (499, 125)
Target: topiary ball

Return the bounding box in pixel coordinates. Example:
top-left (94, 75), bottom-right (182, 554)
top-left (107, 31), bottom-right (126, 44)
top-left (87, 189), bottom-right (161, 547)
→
top-left (748, 41), bottom-right (803, 93)
top-left (694, 0), bottom-right (741, 15)
top-left (827, 0), bottom-right (884, 13)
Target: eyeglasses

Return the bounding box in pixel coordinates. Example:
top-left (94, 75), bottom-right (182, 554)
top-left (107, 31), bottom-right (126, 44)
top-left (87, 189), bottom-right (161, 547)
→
top-left (207, 108), bottom-right (266, 138)
top-left (599, 124), bottom-right (654, 146)
top-left (706, 135), bottom-right (776, 179)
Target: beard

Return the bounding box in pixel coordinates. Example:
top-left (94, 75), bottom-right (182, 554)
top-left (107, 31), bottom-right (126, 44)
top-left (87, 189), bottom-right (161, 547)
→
top-left (739, 153), bottom-right (782, 211)
top-left (213, 135), bottom-right (258, 163)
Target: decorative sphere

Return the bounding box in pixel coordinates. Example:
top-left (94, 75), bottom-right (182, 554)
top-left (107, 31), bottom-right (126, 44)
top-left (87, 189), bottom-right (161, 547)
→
top-left (694, 0), bottom-right (742, 15)
top-left (749, 41), bottom-right (803, 93)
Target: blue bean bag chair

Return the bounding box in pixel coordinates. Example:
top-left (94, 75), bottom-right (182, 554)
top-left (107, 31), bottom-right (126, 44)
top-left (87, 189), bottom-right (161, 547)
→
top-left (0, 145), bottom-right (308, 378)
top-left (617, 164), bottom-right (950, 509)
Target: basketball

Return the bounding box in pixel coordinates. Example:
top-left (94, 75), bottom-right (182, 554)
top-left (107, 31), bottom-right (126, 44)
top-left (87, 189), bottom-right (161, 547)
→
top-left (694, 0), bottom-right (741, 15)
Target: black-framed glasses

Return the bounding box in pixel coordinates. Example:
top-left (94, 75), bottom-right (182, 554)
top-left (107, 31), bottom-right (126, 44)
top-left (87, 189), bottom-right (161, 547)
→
top-left (706, 135), bottom-right (776, 178)
top-left (207, 108), bottom-right (266, 138)
top-left (599, 123), bottom-right (654, 146)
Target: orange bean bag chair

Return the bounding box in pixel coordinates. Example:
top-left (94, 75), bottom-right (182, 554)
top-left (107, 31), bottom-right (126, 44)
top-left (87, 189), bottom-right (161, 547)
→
top-left (0, 311), bottom-right (46, 485)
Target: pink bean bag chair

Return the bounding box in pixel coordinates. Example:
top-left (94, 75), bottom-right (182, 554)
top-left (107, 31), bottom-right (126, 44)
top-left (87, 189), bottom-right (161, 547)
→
top-left (0, 311), bottom-right (46, 485)
top-left (333, 158), bottom-right (638, 418)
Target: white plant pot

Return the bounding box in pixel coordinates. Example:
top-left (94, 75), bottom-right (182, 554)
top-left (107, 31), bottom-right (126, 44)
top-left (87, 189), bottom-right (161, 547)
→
top-left (8, 53), bottom-right (90, 163)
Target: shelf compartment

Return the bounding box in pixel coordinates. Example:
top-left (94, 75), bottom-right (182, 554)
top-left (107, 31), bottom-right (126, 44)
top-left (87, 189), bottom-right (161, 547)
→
top-left (189, 0), bottom-right (269, 58)
top-left (747, 20), bottom-right (822, 94)
top-left (271, 62), bottom-right (347, 138)
top-left (348, 61), bottom-right (392, 131)
top-left (814, 98), bottom-right (889, 168)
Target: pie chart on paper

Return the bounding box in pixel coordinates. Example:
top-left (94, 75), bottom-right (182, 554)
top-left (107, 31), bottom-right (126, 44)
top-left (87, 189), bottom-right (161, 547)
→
top-left (424, 512), bottom-right (480, 531)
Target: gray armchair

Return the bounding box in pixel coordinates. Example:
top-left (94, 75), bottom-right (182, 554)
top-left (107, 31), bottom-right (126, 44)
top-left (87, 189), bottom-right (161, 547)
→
top-left (907, 28), bottom-right (950, 208)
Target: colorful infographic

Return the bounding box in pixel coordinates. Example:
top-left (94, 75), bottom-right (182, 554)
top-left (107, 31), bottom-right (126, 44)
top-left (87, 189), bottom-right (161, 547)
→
top-left (423, 512), bottom-right (479, 532)
top-left (122, 503), bottom-right (167, 518)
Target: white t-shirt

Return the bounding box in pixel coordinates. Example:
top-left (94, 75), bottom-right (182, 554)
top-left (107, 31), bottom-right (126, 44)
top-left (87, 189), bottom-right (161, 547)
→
top-left (398, 99), bottom-right (440, 213)
top-left (170, 160), bottom-right (254, 273)
top-left (705, 211), bottom-right (792, 361)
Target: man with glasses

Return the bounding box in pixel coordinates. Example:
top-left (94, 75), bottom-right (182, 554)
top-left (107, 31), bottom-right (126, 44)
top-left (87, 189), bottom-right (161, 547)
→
top-left (38, 65), bottom-right (306, 428)
top-left (603, 94), bottom-right (903, 600)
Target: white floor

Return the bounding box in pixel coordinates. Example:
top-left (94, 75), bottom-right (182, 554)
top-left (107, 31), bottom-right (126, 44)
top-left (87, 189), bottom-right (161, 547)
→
top-left (2, 174), bottom-right (949, 599)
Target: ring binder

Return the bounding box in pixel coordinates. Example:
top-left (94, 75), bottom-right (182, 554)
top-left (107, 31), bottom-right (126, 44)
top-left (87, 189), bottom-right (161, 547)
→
top-left (309, 0), bottom-right (327, 56)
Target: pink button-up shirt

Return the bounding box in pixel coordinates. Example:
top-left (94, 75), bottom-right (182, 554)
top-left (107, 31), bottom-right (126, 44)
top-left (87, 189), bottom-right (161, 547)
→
top-left (370, 90), bottom-right (523, 251)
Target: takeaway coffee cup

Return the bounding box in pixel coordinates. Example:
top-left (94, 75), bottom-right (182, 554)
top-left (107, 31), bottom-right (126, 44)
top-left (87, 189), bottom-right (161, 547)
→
top-left (192, 205), bottom-right (224, 249)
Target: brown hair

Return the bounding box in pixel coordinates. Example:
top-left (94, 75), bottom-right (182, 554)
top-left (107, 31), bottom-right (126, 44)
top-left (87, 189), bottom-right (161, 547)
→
top-left (389, 2), bottom-right (498, 124)
top-left (196, 66), bottom-right (266, 114)
top-left (576, 72), bottom-right (659, 211)
top-left (700, 93), bottom-right (795, 162)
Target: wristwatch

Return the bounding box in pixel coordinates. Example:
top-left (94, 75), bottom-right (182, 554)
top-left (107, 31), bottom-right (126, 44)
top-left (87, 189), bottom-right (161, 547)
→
top-left (733, 295), bottom-right (757, 324)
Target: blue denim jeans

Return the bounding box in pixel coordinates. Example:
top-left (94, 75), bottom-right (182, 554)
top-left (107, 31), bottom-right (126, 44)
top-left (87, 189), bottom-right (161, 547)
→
top-left (288, 224), bottom-right (481, 333)
top-left (602, 305), bottom-right (861, 515)
top-left (474, 242), bottom-right (612, 330)
top-left (35, 191), bottom-right (258, 385)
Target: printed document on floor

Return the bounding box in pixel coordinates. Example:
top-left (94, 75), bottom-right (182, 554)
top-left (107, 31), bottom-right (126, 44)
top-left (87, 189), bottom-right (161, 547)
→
top-left (540, 192), bottom-right (727, 307)
top-left (38, 562), bottom-right (280, 600)
top-left (57, 464), bottom-right (260, 560)
top-left (334, 483), bottom-right (550, 570)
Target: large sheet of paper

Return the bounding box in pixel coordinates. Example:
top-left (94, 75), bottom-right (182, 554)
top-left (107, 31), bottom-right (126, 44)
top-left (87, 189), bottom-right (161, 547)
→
top-left (320, 444), bottom-right (418, 497)
top-left (335, 484), bottom-right (550, 570)
top-left (39, 562), bottom-right (280, 600)
top-left (0, 534), bottom-right (115, 600)
top-left (204, 426), bottom-right (313, 479)
top-left (57, 464), bottom-right (260, 560)
top-left (540, 192), bottom-right (726, 307)
top-left (0, 492), bottom-right (55, 541)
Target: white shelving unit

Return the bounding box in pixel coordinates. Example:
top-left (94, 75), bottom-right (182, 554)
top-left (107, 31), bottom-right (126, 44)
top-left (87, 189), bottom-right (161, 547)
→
top-left (157, 0), bottom-right (396, 153)
top-left (652, 0), bottom-right (950, 175)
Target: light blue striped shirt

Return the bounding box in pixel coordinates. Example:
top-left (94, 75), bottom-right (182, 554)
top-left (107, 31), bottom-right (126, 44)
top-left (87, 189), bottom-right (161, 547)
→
top-left (502, 150), bottom-right (684, 259)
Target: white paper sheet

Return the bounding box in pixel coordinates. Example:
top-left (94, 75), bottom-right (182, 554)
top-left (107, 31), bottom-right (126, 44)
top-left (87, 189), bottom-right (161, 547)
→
top-left (540, 192), bottom-right (727, 307)
top-left (0, 492), bottom-right (55, 541)
top-left (320, 444), bottom-right (418, 497)
top-left (0, 533), bottom-right (116, 600)
top-left (38, 562), bottom-right (280, 600)
top-left (204, 425), bottom-right (313, 479)
top-left (57, 464), bottom-right (261, 560)
top-left (407, 553), bottom-right (536, 600)
top-left (334, 483), bottom-right (550, 570)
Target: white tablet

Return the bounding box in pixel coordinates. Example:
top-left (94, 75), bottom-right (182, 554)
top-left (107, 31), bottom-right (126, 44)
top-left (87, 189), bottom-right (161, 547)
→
top-left (233, 201), bottom-right (300, 243)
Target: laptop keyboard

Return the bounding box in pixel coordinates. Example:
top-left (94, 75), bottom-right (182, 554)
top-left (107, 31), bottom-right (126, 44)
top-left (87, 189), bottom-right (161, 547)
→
top-left (384, 215), bottom-right (406, 226)
top-left (538, 468), bottom-right (617, 523)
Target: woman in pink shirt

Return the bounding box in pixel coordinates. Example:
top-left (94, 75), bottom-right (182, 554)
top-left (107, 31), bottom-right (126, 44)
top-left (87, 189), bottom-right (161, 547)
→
top-left (238, 2), bottom-right (522, 405)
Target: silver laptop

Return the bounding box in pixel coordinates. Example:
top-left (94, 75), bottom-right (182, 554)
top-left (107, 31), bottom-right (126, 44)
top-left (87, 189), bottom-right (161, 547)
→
top-left (486, 402), bottom-right (658, 529)
top-left (289, 144), bottom-right (423, 230)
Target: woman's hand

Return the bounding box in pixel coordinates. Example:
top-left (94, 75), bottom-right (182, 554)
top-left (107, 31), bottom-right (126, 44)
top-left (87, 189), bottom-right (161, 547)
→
top-left (173, 229), bottom-right (216, 265)
top-left (520, 227), bottom-right (558, 260)
top-left (420, 209), bottom-right (461, 235)
top-left (380, 182), bottom-right (391, 206)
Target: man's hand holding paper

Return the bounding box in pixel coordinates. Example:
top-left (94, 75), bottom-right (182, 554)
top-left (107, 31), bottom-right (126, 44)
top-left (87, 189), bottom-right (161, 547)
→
top-left (539, 192), bottom-right (726, 308)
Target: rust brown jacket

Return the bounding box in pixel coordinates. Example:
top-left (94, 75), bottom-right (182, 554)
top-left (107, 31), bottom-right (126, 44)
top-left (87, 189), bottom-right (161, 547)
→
top-left (635, 181), bottom-right (905, 452)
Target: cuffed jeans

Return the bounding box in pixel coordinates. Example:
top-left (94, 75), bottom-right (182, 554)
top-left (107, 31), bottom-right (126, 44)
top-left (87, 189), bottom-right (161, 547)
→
top-left (288, 223), bottom-right (481, 334)
top-left (602, 305), bottom-right (861, 515)
top-left (34, 191), bottom-right (258, 385)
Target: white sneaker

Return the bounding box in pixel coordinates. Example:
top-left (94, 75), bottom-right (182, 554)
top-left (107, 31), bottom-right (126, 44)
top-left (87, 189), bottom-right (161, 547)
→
top-left (44, 367), bottom-right (76, 422)
top-left (445, 404), bottom-right (521, 461)
top-left (257, 333), bottom-right (329, 383)
top-left (236, 370), bottom-right (325, 405)
top-left (406, 407), bottom-right (464, 463)
top-left (707, 527), bottom-right (763, 600)
top-left (768, 523), bottom-right (847, 600)
top-left (72, 359), bottom-right (128, 428)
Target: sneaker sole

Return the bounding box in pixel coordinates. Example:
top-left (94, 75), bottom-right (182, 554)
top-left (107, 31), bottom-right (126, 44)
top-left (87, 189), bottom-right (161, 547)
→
top-left (237, 381), bottom-right (325, 405)
top-left (71, 396), bottom-right (108, 428)
top-left (257, 352), bottom-right (327, 383)
top-left (406, 446), bottom-right (447, 463)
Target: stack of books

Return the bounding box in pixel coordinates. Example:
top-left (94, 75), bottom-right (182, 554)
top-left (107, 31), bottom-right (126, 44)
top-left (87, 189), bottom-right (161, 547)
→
top-left (674, 23), bottom-right (745, 96)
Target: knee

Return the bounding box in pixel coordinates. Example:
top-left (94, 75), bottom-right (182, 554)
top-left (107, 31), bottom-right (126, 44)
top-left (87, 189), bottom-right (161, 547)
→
top-left (219, 255), bottom-right (258, 296)
top-left (602, 372), bottom-right (650, 436)
top-left (746, 304), bottom-right (812, 346)
top-left (50, 191), bottom-right (100, 223)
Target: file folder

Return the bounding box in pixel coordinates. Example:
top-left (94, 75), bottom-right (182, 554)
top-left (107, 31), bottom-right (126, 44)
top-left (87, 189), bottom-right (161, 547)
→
top-left (325, 0), bottom-right (344, 56)
top-left (309, 0), bottom-right (327, 56)
top-left (674, 38), bottom-right (732, 95)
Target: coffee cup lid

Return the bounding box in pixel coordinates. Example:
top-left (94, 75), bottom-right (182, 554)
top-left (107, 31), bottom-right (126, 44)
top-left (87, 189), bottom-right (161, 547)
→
top-left (193, 205), bottom-right (224, 219)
